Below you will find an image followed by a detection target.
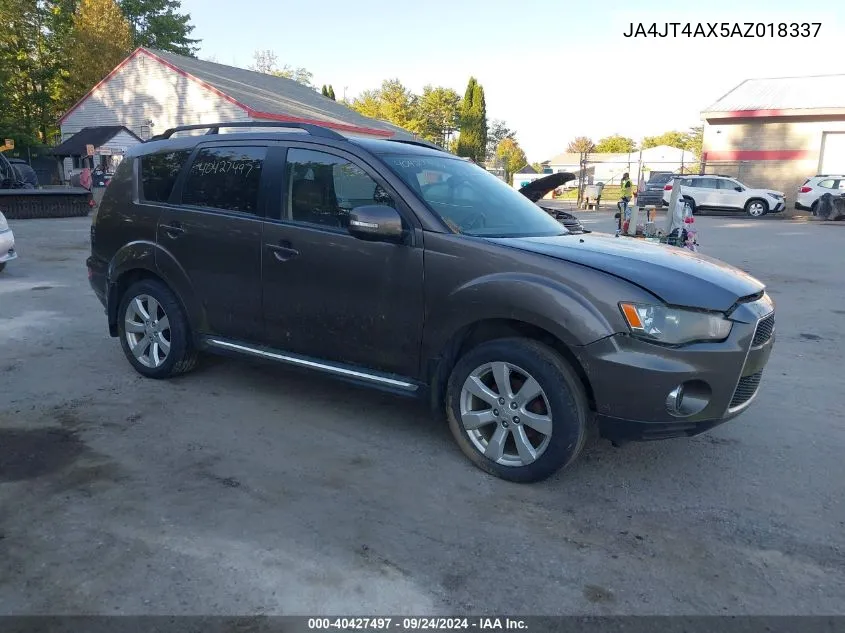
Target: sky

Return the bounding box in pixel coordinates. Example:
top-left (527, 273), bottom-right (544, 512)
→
top-left (180, 0), bottom-right (843, 162)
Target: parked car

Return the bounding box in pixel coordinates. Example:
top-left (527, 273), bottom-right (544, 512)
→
top-left (517, 172), bottom-right (587, 233)
top-left (795, 174), bottom-right (845, 214)
top-left (663, 175), bottom-right (785, 218)
top-left (0, 209), bottom-right (17, 272)
top-left (636, 171), bottom-right (676, 207)
top-left (87, 121), bottom-right (776, 483)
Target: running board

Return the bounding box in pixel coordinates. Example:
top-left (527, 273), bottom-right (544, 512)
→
top-left (204, 338), bottom-right (420, 393)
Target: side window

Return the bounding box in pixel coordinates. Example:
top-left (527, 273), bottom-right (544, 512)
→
top-left (718, 179), bottom-right (740, 190)
top-left (182, 146), bottom-right (266, 214)
top-left (818, 179), bottom-right (836, 189)
top-left (285, 148), bottom-right (395, 229)
top-left (140, 150), bottom-right (191, 203)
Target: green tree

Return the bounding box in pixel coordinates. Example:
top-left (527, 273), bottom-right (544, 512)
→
top-left (348, 79), bottom-right (422, 135)
top-left (455, 77), bottom-right (487, 163)
top-left (685, 125), bottom-right (703, 158)
top-left (531, 162), bottom-right (546, 173)
top-left (118, 0), bottom-right (199, 56)
top-left (0, 0), bottom-right (76, 143)
top-left (64, 0), bottom-right (133, 110)
top-left (594, 134), bottom-right (637, 153)
top-left (327, 85), bottom-right (336, 100)
top-left (495, 137), bottom-right (528, 183)
top-left (417, 85), bottom-right (461, 146)
top-left (321, 84), bottom-right (328, 97)
top-left (641, 130), bottom-right (688, 150)
top-left (250, 49), bottom-right (314, 88)
top-left (486, 119), bottom-right (515, 162)
top-left (566, 136), bottom-right (595, 153)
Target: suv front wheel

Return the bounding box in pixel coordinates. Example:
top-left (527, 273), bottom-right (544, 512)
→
top-left (445, 338), bottom-right (588, 483)
top-left (745, 198), bottom-right (768, 218)
top-left (117, 278), bottom-right (199, 379)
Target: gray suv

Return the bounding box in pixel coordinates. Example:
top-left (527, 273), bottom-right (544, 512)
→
top-left (87, 122), bottom-right (776, 483)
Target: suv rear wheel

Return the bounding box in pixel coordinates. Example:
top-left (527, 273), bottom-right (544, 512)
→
top-left (745, 198), bottom-right (768, 218)
top-left (117, 279), bottom-right (198, 379)
top-left (445, 338), bottom-right (588, 483)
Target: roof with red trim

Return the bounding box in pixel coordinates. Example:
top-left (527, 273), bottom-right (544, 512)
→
top-left (703, 74), bottom-right (845, 113)
top-left (61, 47), bottom-right (418, 140)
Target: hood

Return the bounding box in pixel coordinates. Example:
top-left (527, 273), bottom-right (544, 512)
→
top-left (487, 233), bottom-right (765, 312)
top-left (518, 172), bottom-right (576, 202)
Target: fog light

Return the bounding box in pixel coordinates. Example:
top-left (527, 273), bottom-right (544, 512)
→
top-left (665, 380), bottom-right (712, 418)
top-left (666, 385), bottom-right (685, 414)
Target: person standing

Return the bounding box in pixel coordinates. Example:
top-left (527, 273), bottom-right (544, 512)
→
top-left (617, 172), bottom-right (633, 229)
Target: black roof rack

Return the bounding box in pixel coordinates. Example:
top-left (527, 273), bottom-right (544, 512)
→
top-left (386, 138), bottom-right (447, 152)
top-left (148, 121), bottom-right (346, 142)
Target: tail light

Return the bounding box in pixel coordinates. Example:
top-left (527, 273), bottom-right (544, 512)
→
top-left (800, 186), bottom-right (812, 193)
top-left (664, 184), bottom-right (673, 191)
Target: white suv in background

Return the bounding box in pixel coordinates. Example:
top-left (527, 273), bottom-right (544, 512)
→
top-left (662, 175), bottom-right (786, 218)
top-left (795, 175), bottom-right (845, 214)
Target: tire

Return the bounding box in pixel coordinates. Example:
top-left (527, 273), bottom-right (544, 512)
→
top-left (445, 338), bottom-right (588, 483)
top-left (811, 201), bottom-right (818, 216)
top-left (745, 198), bottom-right (768, 218)
top-left (117, 278), bottom-right (198, 379)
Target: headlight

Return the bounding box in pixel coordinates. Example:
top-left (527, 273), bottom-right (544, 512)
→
top-left (767, 193), bottom-right (783, 199)
top-left (0, 214), bottom-right (8, 232)
top-left (619, 302), bottom-right (732, 345)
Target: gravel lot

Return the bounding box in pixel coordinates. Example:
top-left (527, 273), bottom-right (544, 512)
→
top-left (1, 210), bottom-right (843, 615)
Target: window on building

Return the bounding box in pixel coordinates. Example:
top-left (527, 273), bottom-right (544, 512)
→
top-left (140, 150), bottom-right (192, 203)
top-left (285, 148), bottom-right (394, 229)
top-left (182, 146), bottom-right (267, 214)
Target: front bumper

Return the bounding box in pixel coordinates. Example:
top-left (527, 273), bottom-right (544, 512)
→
top-left (575, 294), bottom-right (775, 441)
top-left (0, 229), bottom-right (17, 263)
top-left (770, 200), bottom-right (785, 213)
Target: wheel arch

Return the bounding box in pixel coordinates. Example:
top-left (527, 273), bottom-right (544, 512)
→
top-left (427, 317), bottom-right (597, 416)
top-left (745, 196), bottom-right (769, 214)
top-left (106, 242), bottom-right (206, 338)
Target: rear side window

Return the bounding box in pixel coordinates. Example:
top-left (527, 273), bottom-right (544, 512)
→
top-left (182, 146), bottom-right (266, 214)
top-left (818, 179), bottom-right (836, 188)
top-left (140, 150), bottom-right (191, 203)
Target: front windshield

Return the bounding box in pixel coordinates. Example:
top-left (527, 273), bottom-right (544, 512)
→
top-left (382, 154), bottom-right (568, 237)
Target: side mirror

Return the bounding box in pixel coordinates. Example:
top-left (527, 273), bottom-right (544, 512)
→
top-left (735, 186), bottom-right (743, 192)
top-left (348, 205), bottom-right (404, 243)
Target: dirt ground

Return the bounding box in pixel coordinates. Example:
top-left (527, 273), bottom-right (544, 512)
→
top-left (1, 210), bottom-right (843, 615)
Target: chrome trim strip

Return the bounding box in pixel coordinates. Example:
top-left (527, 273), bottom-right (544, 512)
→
top-left (206, 338), bottom-right (418, 391)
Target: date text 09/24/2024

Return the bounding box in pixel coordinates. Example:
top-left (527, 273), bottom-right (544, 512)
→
top-left (623, 22), bottom-right (822, 37)
top-left (307, 618), bottom-right (527, 631)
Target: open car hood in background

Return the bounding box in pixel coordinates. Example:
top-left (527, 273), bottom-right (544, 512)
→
top-left (517, 172), bottom-right (576, 202)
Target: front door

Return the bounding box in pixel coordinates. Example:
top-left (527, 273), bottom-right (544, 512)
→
top-left (156, 143), bottom-right (269, 342)
top-left (261, 145), bottom-right (425, 378)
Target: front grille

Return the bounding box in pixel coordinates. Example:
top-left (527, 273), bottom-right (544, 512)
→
top-left (752, 312), bottom-right (775, 346)
top-left (730, 371), bottom-right (763, 409)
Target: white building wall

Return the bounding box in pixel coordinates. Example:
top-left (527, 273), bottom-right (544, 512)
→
top-left (60, 51), bottom-right (249, 141)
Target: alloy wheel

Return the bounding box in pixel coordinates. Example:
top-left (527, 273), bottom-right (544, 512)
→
top-left (124, 294), bottom-right (172, 368)
top-left (459, 361), bottom-right (553, 467)
top-left (748, 201), bottom-right (766, 217)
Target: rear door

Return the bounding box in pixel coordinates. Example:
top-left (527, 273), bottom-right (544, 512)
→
top-left (260, 143), bottom-right (425, 378)
top-left (688, 178), bottom-right (718, 207)
top-left (156, 141), bottom-right (270, 342)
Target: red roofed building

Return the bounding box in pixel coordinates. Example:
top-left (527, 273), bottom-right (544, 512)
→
top-left (701, 74), bottom-right (845, 203)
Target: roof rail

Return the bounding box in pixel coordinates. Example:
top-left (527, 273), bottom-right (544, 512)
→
top-left (815, 174), bottom-right (845, 177)
top-left (148, 121), bottom-right (346, 142)
top-left (387, 138), bottom-right (447, 152)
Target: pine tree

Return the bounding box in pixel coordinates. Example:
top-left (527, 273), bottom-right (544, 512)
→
top-left (118, 0), bottom-right (199, 56)
top-left (64, 0), bottom-right (133, 109)
top-left (455, 77), bottom-right (487, 163)
top-left (327, 85), bottom-right (336, 101)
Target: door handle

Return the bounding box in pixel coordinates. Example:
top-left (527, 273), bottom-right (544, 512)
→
top-left (163, 222), bottom-right (185, 239)
top-left (267, 243), bottom-right (299, 262)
